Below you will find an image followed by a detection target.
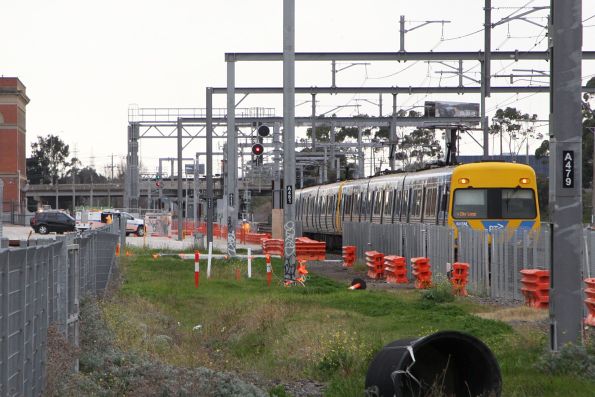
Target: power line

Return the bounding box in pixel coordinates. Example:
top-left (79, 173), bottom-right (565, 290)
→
top-left (441, 28), bottom-right (484, 41)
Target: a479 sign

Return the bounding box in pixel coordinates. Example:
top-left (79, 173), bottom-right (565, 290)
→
top-left (562, 150), bottom-right (575, 188)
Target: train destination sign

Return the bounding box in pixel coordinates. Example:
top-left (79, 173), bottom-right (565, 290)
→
top-left (562, 150), bottom-right (574, 188)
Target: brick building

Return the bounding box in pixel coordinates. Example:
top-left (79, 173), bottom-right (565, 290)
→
top-left (0, 77), bottom-right (29, 209)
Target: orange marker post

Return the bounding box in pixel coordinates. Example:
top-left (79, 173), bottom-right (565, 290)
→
top-left (265, 254), bottom-right (272, 287)
top-left (194, 250), bottom-right (200, 288)
top-left (115, 243), bottom-right (121, 257)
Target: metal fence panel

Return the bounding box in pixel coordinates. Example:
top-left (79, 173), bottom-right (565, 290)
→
top-left (94, 232), bottom-right (119, 294)
top-left (457, 227), bottom-right (489, 296)
top-left (426, 225), bottom-right (455, 277)
top-left (0, 223), bottom-right (121, 396)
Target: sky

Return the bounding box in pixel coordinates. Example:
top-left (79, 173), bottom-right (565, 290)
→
top-left (1, 0), bottom-right (594, 177)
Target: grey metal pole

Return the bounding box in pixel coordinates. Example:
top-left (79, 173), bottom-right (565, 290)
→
top-left (484, 0), bottom-right (491, 97)
top-left (549, 0), bottom-right (583, 350)
top-left (331, 60), bottom-right (336, 88)
top-left (357, 127), bottom-right (364, 178)
top-left (177, 119), bottom-right (183, 241)
top-left (158, 161), bottom-right (163, 209)
top-left (125, 123), bottom-right (140, 210)
top-left (481, 61), bottom-right (489, 160)
top-left (311, 93), bottom-right (317, 150)
top-left (330, 121), bottom-right (336, 172)
top-left (283, 0), bottom-right (297, 281)
top-left (72, 164), bottom-right (75, 213)
top-left (399, 15), bottom-right (405, 52)
top-left (194, 154), bottom-right (198, 231)
top-left (482, 0), bottom-right (492, 159)
top-left (458, 60), bottom-right (463, 88)
top-left (227, 61), bottom-right (238, 256)
top-left (206, 87), bottom-right (214, 245)
top-left (324, 147), bottom-right (328, 183)
top-left (273, 123), bottom-right (281, 209)
top-left (390, 93), bottom-right (397, 170)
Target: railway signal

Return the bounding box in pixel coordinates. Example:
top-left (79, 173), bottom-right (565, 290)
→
top-left (257, 125), bottom-right (270, 137)
top-left (251, 143), bottom-right (264, 156)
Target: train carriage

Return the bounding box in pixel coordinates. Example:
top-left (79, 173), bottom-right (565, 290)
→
top-left (295, 162), bottom-right (540, 246)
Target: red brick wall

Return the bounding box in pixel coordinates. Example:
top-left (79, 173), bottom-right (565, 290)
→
top-left (0, 77), bottom-right (28, 206)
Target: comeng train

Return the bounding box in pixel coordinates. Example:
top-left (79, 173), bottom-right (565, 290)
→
top-left (295, 162), bottom-right (540, 247)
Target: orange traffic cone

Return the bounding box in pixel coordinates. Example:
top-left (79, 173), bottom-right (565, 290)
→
top-left (348, 278), bottom-right (367, 290)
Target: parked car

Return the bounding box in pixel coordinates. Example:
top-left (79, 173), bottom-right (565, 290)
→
top-left (30, 210), bottom-right (76, 234)
top-left (101, 211), bottom-right (145, 237)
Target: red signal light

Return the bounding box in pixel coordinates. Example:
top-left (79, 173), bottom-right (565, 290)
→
top-left (252, 143), bottom-right (264, 156)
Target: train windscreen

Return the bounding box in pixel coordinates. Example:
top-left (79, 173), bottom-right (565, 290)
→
top-left (453, 188), bottom-right (536, 219)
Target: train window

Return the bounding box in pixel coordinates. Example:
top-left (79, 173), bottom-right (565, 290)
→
top-left (346, 194), bottom-right (352, 217)
top-left (373, 191), bottom-right (383, 216)
top-left (394, 190), bottom-right (402, 221)
top-left (453, 188), bottom-right (540, 219)
top-left (452, 189), bottom-right (487, 218)
top-left (353, 193), bottom-right (361, 217)
top-left (366, 191), bottom-right (373, 220)
top-left (424, 187), bottom-right (437, 218)
top-left (342, 194), bottom-right (349, 218)
top-left (411, 188), bottom-right (423, 218)
top-left (384, 190), bottom-right (394, 218)
top-left (501, 189), bottom-right (537, 219)
top-left (403, 189), bottom-right (412, 221)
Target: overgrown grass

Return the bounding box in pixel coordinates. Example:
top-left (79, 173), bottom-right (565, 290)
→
top-left (100, 247), bottom-right (595, 396)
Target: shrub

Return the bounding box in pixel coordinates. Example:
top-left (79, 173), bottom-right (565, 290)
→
top-left (534, 343), bottom-right (595, 379)
top-left (421, 274), bottom-right (455, 303)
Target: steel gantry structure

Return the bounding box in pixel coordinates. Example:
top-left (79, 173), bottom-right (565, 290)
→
top-left (125, 0), bottom-right (593, 349)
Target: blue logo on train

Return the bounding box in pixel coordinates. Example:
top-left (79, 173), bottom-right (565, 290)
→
top-left (481, 220), bottom-right (508, 232)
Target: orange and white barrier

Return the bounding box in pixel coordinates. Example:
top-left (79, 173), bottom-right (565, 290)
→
top-left (520, 269), bottom-right (549, 309)
top-left (385, 256), bottom-right (408, 284)
top-left (194, 250), bottom-right (200, 288)
top-left (411, 257), bottom-right (432, 289)
top-left (265, 254), bottom-right (272, 287)
top-left (365, 251), bottom-right (385, 280)
top-left (450, 263), bottom-right (470, 296)
top-left (247, 248), bottom-right (252, 278)
top-left (296, 237), bottom-right (326, 261)
top-left (342, 246), bottom-right (356, 268)
top-left (584, 278), bottom-right (595, 326)
top-left (207, 241), bottom-right (213, 279)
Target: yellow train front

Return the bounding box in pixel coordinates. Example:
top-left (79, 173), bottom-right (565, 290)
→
top-left (448, 162), bottom-right (540, 235)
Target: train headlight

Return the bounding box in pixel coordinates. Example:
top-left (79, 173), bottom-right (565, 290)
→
top-left (459, 178), bottom-right (470, 185)
top-left (519, 178), bottom-right (530, 185)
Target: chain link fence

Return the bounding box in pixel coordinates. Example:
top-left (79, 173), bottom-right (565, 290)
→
top-left (0, 223), bottom-right (120, 396)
